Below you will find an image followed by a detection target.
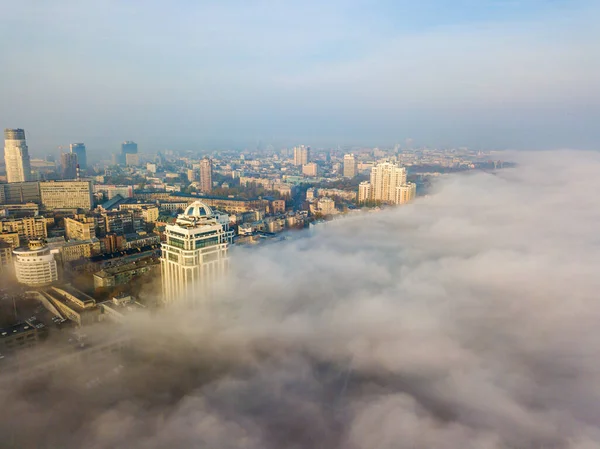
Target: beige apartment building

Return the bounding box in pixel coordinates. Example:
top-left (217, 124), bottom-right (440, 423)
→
top-left (0, 216), bottom-right (47, 240)
top-left (64, 216), bottom-right (96, 241)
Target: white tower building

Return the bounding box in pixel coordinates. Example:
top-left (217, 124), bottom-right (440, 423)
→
top-left (359, 161), bottom-right (415, 205)
top-left (4, 129), bottom-right (32, 183)
top-left (343, 154), bottom-right (357, 178)
top-left (358, 181), bottom-right (371, 204)
top-left (396, 183), bottom-right (417, 204)
top-left (13, 239), bottom-right (58, 287)
top-left (161, 201), bottom-right (234, 305)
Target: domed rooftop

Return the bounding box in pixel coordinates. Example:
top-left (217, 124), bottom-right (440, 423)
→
top-left (182, 201), bottom-right (213, 218)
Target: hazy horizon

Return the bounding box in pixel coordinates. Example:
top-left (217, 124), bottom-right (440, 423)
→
top-left (1, 0), bottom-right (599, 156)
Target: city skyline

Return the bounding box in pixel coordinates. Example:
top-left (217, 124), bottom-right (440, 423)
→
top-left (0, 0), bottom-right (598, 152)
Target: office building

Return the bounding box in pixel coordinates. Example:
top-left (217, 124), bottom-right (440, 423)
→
top-left (40, 181), bottom-right (94, 211)
top-left (0, 182), bottom-right (41, 205)
top-left (302, 162), bottom-right (318, 177)
top-left (4, 129), bottom-right (32, 183)
top-left (70, 143), bottom-right (87, 169)
top-left (13, 239), bottom-right (58, 287)
top-left (161, 201), bottom-right (234, 304)
top-left (0, 203), bottom-right (40, 217)
top-left (199, 157), bottom-right (213, 193)
top-left (293, 145), bottom-right (310, 166)
top-left (121, 141), bottom-right (137, 155)
top-left (343, 154), bottom-right (357, 178)
top-left (61, 152), bottom-right (79, 179)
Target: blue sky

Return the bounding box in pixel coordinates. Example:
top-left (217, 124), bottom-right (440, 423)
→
top-left (0, 0), bottom-right (598, 155)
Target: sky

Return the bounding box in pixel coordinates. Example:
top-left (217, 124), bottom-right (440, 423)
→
top-left (0, 0), bottom-right (599, 155)
top-left (4, 151), bottom-right (600, 447)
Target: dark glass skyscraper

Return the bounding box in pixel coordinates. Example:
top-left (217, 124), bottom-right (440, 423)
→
top-left (119, 141), bottom-right (138, 166)
top-left (70, 143), bottom-right (87, 169)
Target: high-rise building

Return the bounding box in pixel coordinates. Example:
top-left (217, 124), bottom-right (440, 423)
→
top-left (39, 181), bottom-right (94, 211)
top-left (359, 161), bottom-right (415, 205)
top-left (70, 143), bottom-right (87, 169)
top-left (13, 239), bottom-right (58, 287)
top-left (343, 154), bottom-right (357, 178)
top-left (161, 201), bottom-right (234, 304)
top-left (396, 183), bottom-right (417, 205)
top-left (4, 129), bottom-right (32, 183)
top-left (358, 181), bottom-right (371, 204)
top-left (199, 158), bottom-right (213, 193)
top-left (121, 141), bottom-right (137, 155)
top-left (125, 153), bottom-right (139, 166)
top-left (293, 145), bottom-right (310, 166)
top-left (119, 141), bottom-right (137, 166)
top-left (369, 162), bottom-right (406, 204)
top-left (61, 152), bottom-right (79, 179)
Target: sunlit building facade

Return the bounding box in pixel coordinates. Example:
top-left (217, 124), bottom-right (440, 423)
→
top-left (161, 201), bottom-right (233, 305)
top-left (4, 129), bottom-right (32, 183)
top-left (14, 239), bottom-right (58, 287)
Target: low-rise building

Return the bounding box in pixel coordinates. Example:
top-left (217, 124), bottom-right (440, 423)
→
top-left (0, 319), bottom-right (48, 353)
top-left (42, 285), bottom-right (100, 327)
top-left (59, 239), bottom-right (101, 263)
top-left (0, 232), bottom-right (20, 249)
top-left (93, 258), bottom-right (160, 290)
top-left (123, 232), bottom-right (160, 250)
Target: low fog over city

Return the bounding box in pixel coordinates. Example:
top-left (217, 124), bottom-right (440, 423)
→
top-left (1, 151), bottom-right (600, 448)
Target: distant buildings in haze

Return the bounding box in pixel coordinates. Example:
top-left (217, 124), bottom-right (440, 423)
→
top-left (61, 152), bottom-right (78, 179)
top-left (343, 153), bottom-right (357, 178)
top-left (293, 145), bottom-right (310, 166)
top-left (199, 157), bottom-right (212, 193)
top-left (70, 143), bottom-right (87, 169)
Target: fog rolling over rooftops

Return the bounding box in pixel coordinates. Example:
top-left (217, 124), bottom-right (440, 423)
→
top-left (3, 151), bottom-right (600, 448)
